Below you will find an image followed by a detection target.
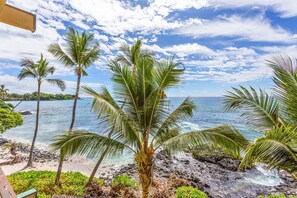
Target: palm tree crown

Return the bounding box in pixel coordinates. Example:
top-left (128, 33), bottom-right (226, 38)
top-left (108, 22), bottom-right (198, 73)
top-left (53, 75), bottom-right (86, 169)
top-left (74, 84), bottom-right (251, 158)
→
top-left (52, 41), bottom-right (248, 197)
top-left (224, 56), bottom-right (297, 178)
top-left (18, 54), bottom-right (66, 90)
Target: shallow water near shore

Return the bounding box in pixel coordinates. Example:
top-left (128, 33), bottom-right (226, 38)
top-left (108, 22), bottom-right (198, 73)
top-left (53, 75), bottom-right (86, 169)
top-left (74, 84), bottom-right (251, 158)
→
top-left (3, 97), bottom-right (283, 187)
top-left (4, 97), bottom-right (259, 164)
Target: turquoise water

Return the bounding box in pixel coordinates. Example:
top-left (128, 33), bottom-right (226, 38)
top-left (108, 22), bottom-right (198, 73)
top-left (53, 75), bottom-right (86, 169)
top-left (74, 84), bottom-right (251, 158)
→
top-left (3, 97), bottom-right (260, 164)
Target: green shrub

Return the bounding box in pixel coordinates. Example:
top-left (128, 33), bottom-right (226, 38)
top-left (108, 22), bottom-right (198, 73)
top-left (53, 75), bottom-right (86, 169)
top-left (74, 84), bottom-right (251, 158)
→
top-left (176, 186), bottom-right (208, 198)
top-left (111, 174), bottom-right (138, 188)
top-left (7, 170), bottom-right (104, 198)
top-left (258, 195), bottom-right (297, 198)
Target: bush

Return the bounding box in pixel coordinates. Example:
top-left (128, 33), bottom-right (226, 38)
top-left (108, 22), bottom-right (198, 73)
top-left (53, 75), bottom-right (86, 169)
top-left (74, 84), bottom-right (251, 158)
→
top-left (258, 195), bottom-right (297, 198)
top-left (8, 170), bottom-right (104, 198)
top-left (176, 186), bottom-right (208, 198)
top-left (111, 174), bottom-right (138, 188)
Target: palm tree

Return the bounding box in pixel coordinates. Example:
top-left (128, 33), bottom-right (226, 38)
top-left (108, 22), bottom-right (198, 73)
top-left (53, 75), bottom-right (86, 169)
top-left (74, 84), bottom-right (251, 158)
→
top-left (18, 54), bottom-right (65, 167)
top-left (49, 27), bottom-right (100, 184)
top-left (224, 56), bottom-right (297, 179)
top-left (0, 85), bottom-right (9, 100)
top-left (52, 41), bottom-right (249, 198)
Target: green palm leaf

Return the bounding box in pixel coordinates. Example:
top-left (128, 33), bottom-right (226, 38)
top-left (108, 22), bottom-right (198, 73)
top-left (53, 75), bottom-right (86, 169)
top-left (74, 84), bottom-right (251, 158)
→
top-left (267, 56), bottom-right (297, 126)
top-left (239, 126), bottom-right (297, 175)
top-left (224, 86), bottom-right (279, 130)
top-left (161, 125), bottom-right (249, 158)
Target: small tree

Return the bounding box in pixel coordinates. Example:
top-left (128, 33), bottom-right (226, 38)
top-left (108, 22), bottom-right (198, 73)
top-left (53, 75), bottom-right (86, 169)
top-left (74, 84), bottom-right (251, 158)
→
top-left (52, 41), bottom-right (248, 198)
top-left (18, 54), bottom-right (65, 167)
top-left (49, 27), bottom-right (100, 185)
top-left (0, 85), bottom-right (9, 100)
top-left (224, 56), bottom-right (297, 179)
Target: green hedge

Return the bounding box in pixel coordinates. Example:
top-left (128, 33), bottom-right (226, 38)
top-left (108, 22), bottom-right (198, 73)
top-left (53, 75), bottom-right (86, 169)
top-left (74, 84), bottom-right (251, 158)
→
top-left (7, 170), bottom-right (103, 198)
top-left (176, 186), bottom-right (208, 198)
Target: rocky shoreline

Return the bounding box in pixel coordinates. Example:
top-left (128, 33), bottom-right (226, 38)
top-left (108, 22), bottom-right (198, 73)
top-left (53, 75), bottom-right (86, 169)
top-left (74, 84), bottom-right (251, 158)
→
top-left (1, 136), bottom-right (297, 198)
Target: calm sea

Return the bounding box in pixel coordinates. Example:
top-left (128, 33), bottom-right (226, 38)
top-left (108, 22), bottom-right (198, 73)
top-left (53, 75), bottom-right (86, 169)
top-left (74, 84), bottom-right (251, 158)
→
top-left (3, 97), bottom-right (260, 165)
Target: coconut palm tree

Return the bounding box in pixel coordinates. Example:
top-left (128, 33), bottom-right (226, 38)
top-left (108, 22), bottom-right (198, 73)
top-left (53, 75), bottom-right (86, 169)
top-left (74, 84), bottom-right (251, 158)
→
top-left (51, 41), bottom-right (249, 198)
top-left (224, 56), bottom-right (297, 179)
top-left (0, 85), bottom-right (9, 100)
top-left (49, 27), bottom-right (100, 184)
top-left (18, 54), bottom-right (65, 167)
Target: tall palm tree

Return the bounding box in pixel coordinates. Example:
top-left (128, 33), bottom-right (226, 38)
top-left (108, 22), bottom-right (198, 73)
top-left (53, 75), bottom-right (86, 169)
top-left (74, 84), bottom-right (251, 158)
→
top-left (224, 56), bottom-right (297, 179)
top-left (52, 41), bottom-right (249, 198)
top-left (0, 85), bottom-right (9, 100)
top-left (49, 27), bottom-right (100, 184)
top-left (18, 54), bottom-right (65, 167)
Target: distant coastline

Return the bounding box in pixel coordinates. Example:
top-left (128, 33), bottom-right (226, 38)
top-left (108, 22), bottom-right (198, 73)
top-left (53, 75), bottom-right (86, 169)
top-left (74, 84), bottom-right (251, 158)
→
top-left (4, 92), bottom-right (79, 101)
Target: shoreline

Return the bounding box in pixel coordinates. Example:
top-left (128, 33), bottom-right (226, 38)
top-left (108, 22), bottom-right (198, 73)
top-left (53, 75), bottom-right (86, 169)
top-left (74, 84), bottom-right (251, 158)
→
top-left (0, 136), bottom-right (122, 181)
top-left (1, 136), bottom-right (297, 197)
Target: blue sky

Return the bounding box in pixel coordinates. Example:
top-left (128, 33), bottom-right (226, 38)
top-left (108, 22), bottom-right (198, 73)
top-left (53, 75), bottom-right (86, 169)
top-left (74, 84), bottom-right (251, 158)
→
top-left (1, 0), bottom-right (297, 97)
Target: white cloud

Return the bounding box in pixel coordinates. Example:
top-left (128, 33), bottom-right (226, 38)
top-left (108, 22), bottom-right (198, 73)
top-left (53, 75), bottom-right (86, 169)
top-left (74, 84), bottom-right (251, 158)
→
top-left (174, 15), bottom-right (296, 43)
top-left (208, 0), bottom-right (297, 18)
top-left (164, 43), bottom-right (214, 57)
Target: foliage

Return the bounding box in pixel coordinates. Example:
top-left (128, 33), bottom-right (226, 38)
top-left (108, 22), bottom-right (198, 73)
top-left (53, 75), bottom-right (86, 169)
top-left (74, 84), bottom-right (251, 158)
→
top-left (5, 92), bottom-right (76, 101)
top-left (258, 195), bottom-right (297, 198)
top-left (0, 101), bottom-right (23, 133)
top-left (175, 186), bottom-right (208, 198)
top-left (0, 85), bottom-right (9, 100)
top-left (224, 56), bottom-right (297, 178)
top-left (7, 170), bottom-right (103, 198)
top-left (51, 40), bottom-right (248, 198)
top-left (111, 174), bottom-right (138, 188)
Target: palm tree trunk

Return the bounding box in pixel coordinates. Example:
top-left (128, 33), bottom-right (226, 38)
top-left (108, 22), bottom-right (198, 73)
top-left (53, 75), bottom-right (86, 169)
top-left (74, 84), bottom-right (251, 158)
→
top-left (135, 149), bottom-right (154, 198)
top-left (26, 81), bottom-right (41, 167)
top-left (69, 73), bottom-right (81, 132)
top-left (86, 147), bottom-right (109, 187)
top-left (55, 73), bottom-right (81, 185)
top-left (55, 153), bottom-right (64, 185)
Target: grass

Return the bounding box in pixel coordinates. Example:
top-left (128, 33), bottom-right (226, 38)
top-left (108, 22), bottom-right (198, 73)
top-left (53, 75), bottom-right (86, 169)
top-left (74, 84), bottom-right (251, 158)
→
top-left (8, 170), bottom-right (104, 198)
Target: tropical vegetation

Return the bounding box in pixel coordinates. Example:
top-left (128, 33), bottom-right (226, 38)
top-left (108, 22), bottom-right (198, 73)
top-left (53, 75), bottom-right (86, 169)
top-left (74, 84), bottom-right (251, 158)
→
top-left (18, 54), bottom-right (65, 167)
top-left (0, 100), bottom-right (23, 133)
top-left (224, 56), bottom-right (297, 178)
top-left (176, 186), bottom-right (208, 198)
top-left (5, 92), bottom-right (76, 101)
top-left (7, 170), bottom-right (103, 198)
top-left (51, 40), bottom-right (249, 198)
top-left (0, 84), bottom-right (9, 100)
top-left (49, 27), bottom-right (100, 185)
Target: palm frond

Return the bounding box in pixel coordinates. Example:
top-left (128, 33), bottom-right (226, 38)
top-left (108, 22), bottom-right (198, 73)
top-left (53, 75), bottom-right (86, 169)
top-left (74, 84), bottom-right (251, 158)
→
top-left (48, 43), bottom-right (75, 67)
top-left (224, 86), bottom-right (279, 130)
top-left (239, 126), bottom-right (297, 174)
top-left (82, 85), bottom-right (141, 149)
top-left (152, 97), bottom-right (196, 144)
top-left (45, 79), bottom-right (66, 91)
top-left (161, 125), bottom-right (249, 158)
top-left (267, 56), bottom-right (297, 126)
top-left (51, 130), bottom-right (130, 159)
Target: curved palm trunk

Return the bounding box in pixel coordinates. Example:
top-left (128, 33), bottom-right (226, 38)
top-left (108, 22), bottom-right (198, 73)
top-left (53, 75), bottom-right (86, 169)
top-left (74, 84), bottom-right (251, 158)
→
top-left (26, 81), bottom-right (41, 167)
top-left (69, 73), bottom-right (81, 131)
top-left (55, 73), bottom-right (81, 185)
top-left (55, 153), bottom-right (64, 185)
top-left (86, 147), bottom-right (109, 187)
top-left (135, 148), bottom-right (154, 198)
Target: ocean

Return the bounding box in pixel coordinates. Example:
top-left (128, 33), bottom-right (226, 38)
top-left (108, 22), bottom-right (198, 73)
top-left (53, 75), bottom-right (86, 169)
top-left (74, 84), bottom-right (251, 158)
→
top-left (3, 97), bottom-right (260, 165)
